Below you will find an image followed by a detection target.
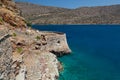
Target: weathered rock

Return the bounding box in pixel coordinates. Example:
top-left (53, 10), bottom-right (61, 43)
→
top-left (0, 0), bottom-right (71, 80)
top-left (33, 31), bottom-right (71, 56)
top-left (44, 32), bottom-right (71, 56)
top-left (57, 62), bottom-right (63, 71)
top-left (0, 28), bottom-right (15, 80)
top-left (10, 29), bottom-right (71, 80)
top-left (0, 25), bottom-right (71, 80)
top-left (0, 0), bottom-right (26, 28)
top-left (15, 66), bottom-right (26, 80)
top-left (0, 8), bottom-right (26, 28)
top-left (20, 51), bottom-right (59, 80)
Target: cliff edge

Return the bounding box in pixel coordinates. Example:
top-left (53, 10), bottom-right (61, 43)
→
top-left (0, 0), bottom-right (71, 80)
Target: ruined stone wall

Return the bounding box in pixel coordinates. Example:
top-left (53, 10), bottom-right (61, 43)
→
top-left (41, 32), bottom-right (71, 56)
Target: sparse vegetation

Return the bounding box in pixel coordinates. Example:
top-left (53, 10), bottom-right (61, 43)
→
top-left (12, 33), bottom-right (17, 37)
top-left (35, 52), bottom-right (41, 55)
top-left (0, 17), bottom-right (3, 22)
top-left (0, 17), bottom-right (3, 21)
top-left (25, 20), bottom-right (32, 28)
top-left (36, 36), bottom-right (41, 40)
top-left (17, 47), bottom-right (23, 53)
top-left (25, 32), bottom-right (29, 35)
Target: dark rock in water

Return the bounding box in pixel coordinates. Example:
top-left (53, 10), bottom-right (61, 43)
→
top-left (50, 50), bottom-right (71, 57)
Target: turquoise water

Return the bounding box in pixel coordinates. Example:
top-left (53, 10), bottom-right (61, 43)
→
top-left (32, 25), bottom-right (120, 80)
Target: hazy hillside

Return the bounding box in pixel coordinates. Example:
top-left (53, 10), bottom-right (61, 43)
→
top-left (16, 2), bottom-right (120, 24)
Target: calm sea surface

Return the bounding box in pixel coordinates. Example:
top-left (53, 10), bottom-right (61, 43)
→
top-left (32, 25), bottom-right (120, 80)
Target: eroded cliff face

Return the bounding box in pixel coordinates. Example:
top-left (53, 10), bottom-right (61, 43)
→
top-left (10, 29), bottom-right (71, 80)
top-left (0, 0), bottom-right (26, 28)
top-left (0, 28), bottom-right (14, 80)
top-left (0, 0), bottom-right (26, 79)
top-left (0, 0), bottom-right (71, 80)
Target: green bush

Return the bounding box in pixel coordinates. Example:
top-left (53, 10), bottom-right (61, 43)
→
top-left (0, 17), bottom-right (3, 22)
top-left (17, 47), bottom-right (23, 53)
top-left (12, 33), bottom-right (17, 37)
top-left (36, 36), bottom-right (41, 40)
top-left (25, 20), bottom-right (32, 27)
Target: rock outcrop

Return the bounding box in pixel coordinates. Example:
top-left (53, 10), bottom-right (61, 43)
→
top-left (0, 0), bottom-right (26, 28)
top-left (38, 31), bottom-right (71, 56)
top-left (0, 0), bottom-right (71, 80)
top-left (0, 27), bottom-right (14, 80)
top-left (10, 28), bottom-right (71, 80)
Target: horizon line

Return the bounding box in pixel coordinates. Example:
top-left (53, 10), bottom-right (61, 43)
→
top-left (15, 1), bottom-right (120, 9)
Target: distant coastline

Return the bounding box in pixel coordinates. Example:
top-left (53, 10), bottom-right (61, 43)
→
top-left (16, 2), bottom-right (120, 25)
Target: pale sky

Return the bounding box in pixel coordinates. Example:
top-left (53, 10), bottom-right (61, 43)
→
top-left (16, 0), bottom-right (120, 8)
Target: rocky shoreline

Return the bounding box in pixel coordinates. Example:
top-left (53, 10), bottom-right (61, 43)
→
top-left (11, 28), bottom-right (71, 80)
top-left (0, 0), bottom-right (71, 80)
top-left (0, 26), bottom-right (71, 80)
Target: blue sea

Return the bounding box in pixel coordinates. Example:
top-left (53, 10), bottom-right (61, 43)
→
top-left (32, 25), bottom-right (120, 80)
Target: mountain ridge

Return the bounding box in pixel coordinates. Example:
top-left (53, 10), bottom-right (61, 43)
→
top-left (16, 2), bottom-right (120, 24)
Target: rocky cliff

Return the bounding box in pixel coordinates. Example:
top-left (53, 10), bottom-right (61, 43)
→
top-left (0, 38), bottom-right (11, 80)
top-left (10, 28), bottom-right (71, 80)
top-left (0, 0), bottom-right (71, 80)
top-left (0, 28), bottom-right (13, 80)
top-left (0, 0), bottom-right (26, 27)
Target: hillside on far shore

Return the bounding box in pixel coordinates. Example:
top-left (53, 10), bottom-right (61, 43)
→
top-left (16, 2), bottom-right (120, 24)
